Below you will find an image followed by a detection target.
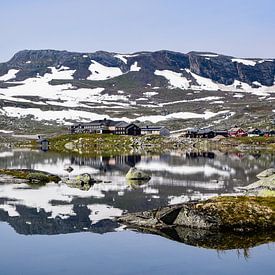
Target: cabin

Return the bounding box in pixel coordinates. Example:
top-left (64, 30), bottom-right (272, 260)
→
top-left (197, 129), bottom-right (215, 139)
top-left (214, 130), bottom-right (229, 138)
top-left (141, 126), bottom-right (170, 136)
top-left (70, 119), bottom-right (141, 136)
top-left (265, 130), bottom-right (275, 137)
top-left (37, 138), bottom-right (49, 151)
top-left (247, 128), bottom-right (263, 137)
top-left (71, 119), bottom-right (123, 134)
top-left (115, 122), bottom-right (141, 136)
top-left (185, 128), bottom-right (199, 138)
top-left (228, 127), bottom-right (247, 137)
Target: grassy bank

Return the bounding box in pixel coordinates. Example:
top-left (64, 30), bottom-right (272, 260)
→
top-left (47, 133), bottom-right (191, 156)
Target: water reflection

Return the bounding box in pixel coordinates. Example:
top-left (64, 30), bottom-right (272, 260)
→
top-left (0, 149), bottom-right (274, 237)
top-left (135, 226), bottom-right (275, 252)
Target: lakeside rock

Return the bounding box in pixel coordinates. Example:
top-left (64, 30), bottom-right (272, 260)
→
top-left (117, 196), bottom-right (275, 233)
top-left (63, 173), bottom-right (102, 190)
top-left (0, 169), bottom-right (61, 184)
top-left (237, 168), bottom-right (275, 196)
top-left (126, 167), bottom-right (151, 181)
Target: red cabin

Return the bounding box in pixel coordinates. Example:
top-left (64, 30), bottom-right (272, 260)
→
top-left (228, 127), bottom-right (247, 137)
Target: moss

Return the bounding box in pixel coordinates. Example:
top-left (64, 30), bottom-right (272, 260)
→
top-left (118, 196), bottom-right (275, 233)
top-left (0, 169), bottom-right (60, 184)
top-left (196, 196), bottom-right (275, 231)
top-left (257, 190), bottom-right (275, 197)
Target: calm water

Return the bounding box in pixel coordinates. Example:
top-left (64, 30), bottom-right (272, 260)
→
top-left (0, 149), bottom-right (274, 274)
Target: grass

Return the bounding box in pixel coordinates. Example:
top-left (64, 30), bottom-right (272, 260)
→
top-left (47, 133), bottom-right (181, 157)
top-left (49, 133), bottom-right (134, 156)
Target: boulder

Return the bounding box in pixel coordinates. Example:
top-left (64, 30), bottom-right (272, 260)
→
top-left (256, 168), bottom-right (275, 179)
top-left (64, 173), bottom-right (99, 190)
top-left (242, 174), bottom-right (275, 191)
top-left (117, 196), bottom-right (275, 233)
top-left (125, 167), bottom-right (151, 181)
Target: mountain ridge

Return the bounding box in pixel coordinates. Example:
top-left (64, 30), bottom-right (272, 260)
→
top-left (0, 49), bottom-right (274, 132)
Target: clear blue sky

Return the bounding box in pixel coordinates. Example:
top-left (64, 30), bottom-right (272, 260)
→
top-left (1, 0), bottom-right (274, 62)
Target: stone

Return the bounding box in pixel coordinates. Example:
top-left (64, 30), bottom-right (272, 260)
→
top-left (125, 167), bottom-right (151, 181)
top-left (64, 166), bottom-right (74, 173)
top-left (117, 196), bottom-right (275, 233)
top-left (256, 168), bottom-right (275, 179)
top-left (64, 173), bottom-right (97, 190)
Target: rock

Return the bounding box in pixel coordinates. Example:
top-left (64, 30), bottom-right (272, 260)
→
top-left (117, 196), bottom-right (275, 233)
top-left (138, 226), bottom-right (275, 250)
top-left (64, 173), bottom-right (97, 190)
top-left (125, 167), bottom-right (151, 181)
top-left (0, 169), bottom-right (61, 184)
top-left (127, 178), bottom-right (151, 189)
top-left (256, 168), bottom-right (275, 179)
top-left (27, 172), bottom-right (53, 184)
top-left (64, 142), bottom-right (75, 150)
top-left (64, 166), bottom-right (74, 173)
top-left (242, 174), bottom-right (275, 191)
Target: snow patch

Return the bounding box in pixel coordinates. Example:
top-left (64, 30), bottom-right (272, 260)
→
top-left (136, 110), bottom-right (230, 123)
top-left (88, 60), bottom-right (123, 80)
top-left (0, 107), bottom-right (130, 125)
top-left (154, 70), bottom-right (190, 89)
top-left (232, 58), bottom-right (257, 66)
top-left (130, 61), bottom-right (141, 72)
top-left (0, 69), bottom-right (20, 81)
top-left (199, 54), bottom-right (219, 58)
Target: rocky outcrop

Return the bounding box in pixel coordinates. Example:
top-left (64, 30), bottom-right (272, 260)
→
top-left (1, 49), bottom-right (274, 87)
top-left (117, 196), bottom-right (275, 233)
top-left (0, 169), bottom-right (61, 184)
top-left (238, 168), bottom-right (275, 196)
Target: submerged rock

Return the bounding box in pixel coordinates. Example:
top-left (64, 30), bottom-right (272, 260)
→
top-left (125, 167), bottom-right (151, 181)
top-left (117, 196), bottom-right (275, 233)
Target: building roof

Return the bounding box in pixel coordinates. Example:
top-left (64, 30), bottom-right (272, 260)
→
top-left (229, 127), bottom-right (245, 132)
top-left (72, 119), bottom-right (125, 127)
top-left (197, 129), bottom-right (214, 134)
top-left (141, 126), bottom-right (167, 131)
top-left (248, 128), bottom-right (262, 133)
top-left (115, 121), bottom-right (131, 128)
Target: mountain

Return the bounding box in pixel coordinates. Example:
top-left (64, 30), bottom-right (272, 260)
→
top-left (0, 49), bottom-right (274, 132)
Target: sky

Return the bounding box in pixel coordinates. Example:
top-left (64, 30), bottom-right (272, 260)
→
top-left (0, 0), bottom-right (275, 62)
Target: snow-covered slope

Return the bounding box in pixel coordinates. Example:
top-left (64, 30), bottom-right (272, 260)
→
top-left (0, 49), bottom-right (274, 130)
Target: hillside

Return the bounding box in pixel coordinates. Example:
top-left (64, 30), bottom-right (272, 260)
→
top-left (0, 49), bottom-right (274, 133)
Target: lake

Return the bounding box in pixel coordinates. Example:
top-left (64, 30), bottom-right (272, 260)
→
top-left (0, 149), bottom-right (274, 274)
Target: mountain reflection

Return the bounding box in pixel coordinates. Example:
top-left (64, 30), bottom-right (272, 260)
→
top-left (0, 149), bottom-right (274, 236)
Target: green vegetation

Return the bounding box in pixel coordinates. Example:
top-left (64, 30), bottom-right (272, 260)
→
top-left (201, 196), bottom-right (275, 230)
top-left (118, 196), bottom-right (275, 233)
top-left (49, 133), bottom-right (134, 156)
top-left (47, 133), bottom-right (183, 156)
top-left (0, 169), bottom-right (61, 184)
